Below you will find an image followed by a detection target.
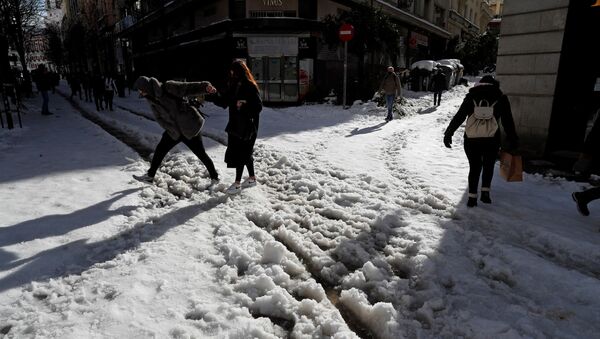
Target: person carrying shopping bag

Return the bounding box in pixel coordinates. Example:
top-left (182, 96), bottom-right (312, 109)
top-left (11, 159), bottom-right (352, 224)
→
top-left (444, 75), bottom-right (519, 207)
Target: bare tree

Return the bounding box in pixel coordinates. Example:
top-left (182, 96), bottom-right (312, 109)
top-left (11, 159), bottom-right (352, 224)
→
top-left (0, 0), bottom-right (43, 91)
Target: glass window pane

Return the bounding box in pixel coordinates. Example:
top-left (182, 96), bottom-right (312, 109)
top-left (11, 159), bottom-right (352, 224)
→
top-left (283, 57), bottom-right (297, 81)
top-left (250, 57), bottom-right (263, 81)
top-left (269, 57), bottom-right (281, 81)
top-left (284, 84), bottom-right (297, 99)
top-left (269, 84), bottom-right (281, 100)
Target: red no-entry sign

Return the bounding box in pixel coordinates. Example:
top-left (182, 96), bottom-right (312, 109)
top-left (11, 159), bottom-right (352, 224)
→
top-left (339, 24), bottom-right (354, 42)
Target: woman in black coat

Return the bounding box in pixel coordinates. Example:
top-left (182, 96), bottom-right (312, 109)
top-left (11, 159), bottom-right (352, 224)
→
top-left (444, 75), bottom-right (519, 207)
top-left (209, 60), bottom-right (263, 194)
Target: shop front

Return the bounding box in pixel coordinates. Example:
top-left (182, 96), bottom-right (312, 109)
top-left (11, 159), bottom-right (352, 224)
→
top-left (233, 34), bottom-right (315, 103)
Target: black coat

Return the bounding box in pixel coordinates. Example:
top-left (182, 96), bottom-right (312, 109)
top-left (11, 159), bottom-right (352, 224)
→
top-left (209, 79), bottom-right (262, 167)
top-left (445, 83), bottom-right (519, 149)
top-left (432, 72), bottom-right (447, 92)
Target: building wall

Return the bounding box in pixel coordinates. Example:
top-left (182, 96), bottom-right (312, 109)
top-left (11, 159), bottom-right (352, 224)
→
top-left (495, 0), bottom-right (569, 156)
top-left (317, 0), bottom-right (350, 20)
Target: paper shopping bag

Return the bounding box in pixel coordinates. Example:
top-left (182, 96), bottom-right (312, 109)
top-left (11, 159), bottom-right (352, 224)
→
top-left (499, 151), bottom-right (523, 182)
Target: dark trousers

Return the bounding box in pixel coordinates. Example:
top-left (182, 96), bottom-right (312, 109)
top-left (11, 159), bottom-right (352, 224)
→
top-left (580, 186), bottom-right (600, 203)
top-left (94, 91), bottom-right (104, 111)
top-left (104, 90), bottom-right (114, 111)
top-left (41, 91), bottom-right (49, 114)
top-left (235, 161), bottom-right (255, 182)
top-left (464, 138), bottom-right (498, 195)
top-left (149, 132), bottom-right (218, 179)
top-left (83, 87), bottom-right (91, 101)
top-left (434, 91), bottom-right (442, 106)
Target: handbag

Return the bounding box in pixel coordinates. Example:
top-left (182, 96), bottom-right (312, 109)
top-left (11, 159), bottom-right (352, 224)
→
top-left (499, 151), bottom-right (523, 182)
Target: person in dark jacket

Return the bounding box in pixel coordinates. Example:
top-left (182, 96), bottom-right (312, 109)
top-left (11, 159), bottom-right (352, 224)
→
top-left (431, 69), bottom-right (446, 106)
top-left (34, 64), bottom-right (52, 115)
top-left (92, 73), bottom-right (105, 111)
top-left (132, 76), bottom-right (220, 184)
top-left (572, 116), bottom-right (600, 216)
top-left (207, 59), bottom-right (263, 194)
top-left (444, 75), bottom-right (519, 207)
top-left (69, 72), bottom-right (82, 100)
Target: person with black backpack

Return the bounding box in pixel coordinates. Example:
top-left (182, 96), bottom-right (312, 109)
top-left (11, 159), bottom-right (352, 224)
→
top-left (444, 75), bottom-right (519, 207)
top-left (132, 76), bottom-right (219, 185)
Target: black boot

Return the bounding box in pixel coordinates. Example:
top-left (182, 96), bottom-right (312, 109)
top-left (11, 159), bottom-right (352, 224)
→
top-left (480, 191), bottom-right (492, 204)
top-left (467, 197), bottom-right (477, 207)
top-left (572, 192), bottom-right (590, 216)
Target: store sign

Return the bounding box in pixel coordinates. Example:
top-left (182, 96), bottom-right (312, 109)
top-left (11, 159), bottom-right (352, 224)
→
top-left (262, 0), bottom-right (283, 6)
top-left (409, 31), bottom-right (428, 48)
top-left (235, 38), bottom-right (247, 50)
top-left (248, 37), bottom-right (298, 56)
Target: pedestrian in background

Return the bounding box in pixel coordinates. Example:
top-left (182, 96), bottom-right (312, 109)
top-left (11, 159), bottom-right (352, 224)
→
top-left (572, 116), bottom-right (600, 216)
top-left (69, 72), bottom-right (82, 100)
top-left (34, 64), bottom-right (52, 116)
top-left (379, 66), bottom-right (402, 122)
top-left (206, 59), bottom-right (262, 194)
top-left (132, 76), bottom-right (220, 185)
top-left (431, 68), bottom-right (446, 106)
top-left (82, 72), bottom-right (92, 102)
top-left (444, 75), bottom-right (519, 207)
top-left (92, 72), bottom-right (105, 111)
top-left (104, 75), bottom-right (117, 111)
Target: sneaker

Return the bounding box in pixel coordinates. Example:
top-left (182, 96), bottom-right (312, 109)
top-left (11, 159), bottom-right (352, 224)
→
top-left (241, 178), bottom-right (257, 188)
top-left (133, 173), bottom-right (154, 183)
top-left (467, 197), bottom-right (477, 207)
top-left (226, 183), bottom-right (241, 195)
top-left (480, 191), bottom-right (492, 204)
top-left (207, 178), bottom-right (220, 189)
top-left (572, 192), bottom-right (590, 216)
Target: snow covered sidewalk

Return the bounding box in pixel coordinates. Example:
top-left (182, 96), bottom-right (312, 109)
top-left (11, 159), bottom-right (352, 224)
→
top-left (1, 83), bottom-right (600, 338)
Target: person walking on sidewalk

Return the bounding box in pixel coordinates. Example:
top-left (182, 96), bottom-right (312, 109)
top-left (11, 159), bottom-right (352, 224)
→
top-left (431, 68), bottom-right (446, 106)
top-left (92, 72), bottom-right (105, 111)
top-left (34, 64), bottom-right (52, 115)
top-left (444, 75), bottom-right (519, 207)
top-left (379, 66), bottom-right (402, 122)
top-left (206, 60), bottom-right (262, 195)
top-left (104, 75), bottom-right (117, 111)
top-left (132, 76), bottom-right (220, 185)
top-left (572, 116), bottom-right (600, 216)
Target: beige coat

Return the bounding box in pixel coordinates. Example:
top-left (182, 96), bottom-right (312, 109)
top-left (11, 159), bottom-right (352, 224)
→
top-left (134, 76), bottom-right (211, 140)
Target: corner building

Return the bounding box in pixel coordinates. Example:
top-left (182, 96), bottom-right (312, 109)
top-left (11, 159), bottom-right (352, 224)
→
top-left (121, 0), bottom-right (452, 103)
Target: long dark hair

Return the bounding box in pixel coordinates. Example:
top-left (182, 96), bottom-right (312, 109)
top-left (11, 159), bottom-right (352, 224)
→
top-left (230, 59), bottom-right (258, 91)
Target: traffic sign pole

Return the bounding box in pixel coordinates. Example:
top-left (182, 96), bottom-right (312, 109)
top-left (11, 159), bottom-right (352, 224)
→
top-left (338, 24), bottom-right (354, 109)
top-left (343, 41), bottom-right (347, 109)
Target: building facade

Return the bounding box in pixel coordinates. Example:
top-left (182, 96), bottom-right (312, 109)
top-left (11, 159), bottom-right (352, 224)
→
top-left (496, 0), bottom-right (600, 159)
top-left (120, 0), bottom-right (454, 103)
top-left (447, 0), bottom-right (493, 40)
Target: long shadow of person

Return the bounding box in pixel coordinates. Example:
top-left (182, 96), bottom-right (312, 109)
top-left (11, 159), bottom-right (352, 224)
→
top-left (0, 188), bottom-right (141, 247)
top-left (346, 122), bottom-right (388, 137)
top-left (0, 195), bottom-right (227, 293)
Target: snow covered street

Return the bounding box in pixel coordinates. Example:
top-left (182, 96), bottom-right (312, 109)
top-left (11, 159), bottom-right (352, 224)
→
top-left (1, 81), bottom-right (599, 338)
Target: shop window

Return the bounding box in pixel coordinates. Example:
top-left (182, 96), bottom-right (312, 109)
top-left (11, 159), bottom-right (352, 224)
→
top-left (269, 57), bottom-right (281, 81)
